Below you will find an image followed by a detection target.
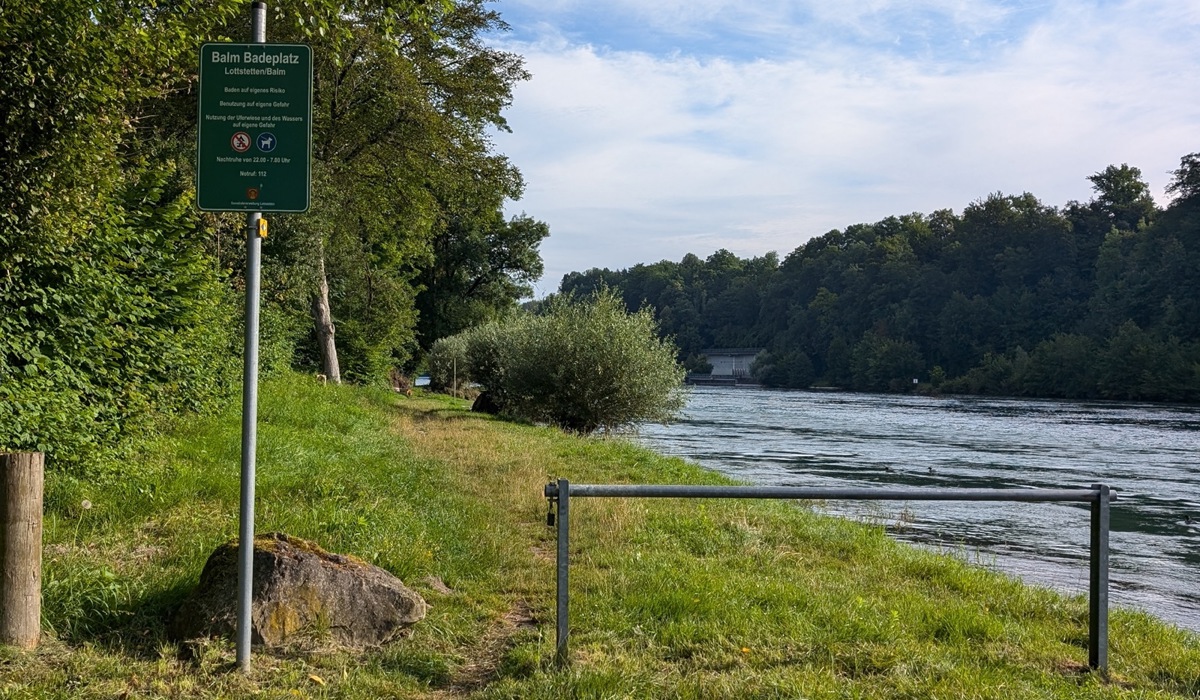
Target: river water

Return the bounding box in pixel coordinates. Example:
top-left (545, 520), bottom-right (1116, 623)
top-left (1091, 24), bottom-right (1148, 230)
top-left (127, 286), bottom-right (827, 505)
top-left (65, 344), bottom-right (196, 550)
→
top-left (635, 386), bottom-right (1200, 633)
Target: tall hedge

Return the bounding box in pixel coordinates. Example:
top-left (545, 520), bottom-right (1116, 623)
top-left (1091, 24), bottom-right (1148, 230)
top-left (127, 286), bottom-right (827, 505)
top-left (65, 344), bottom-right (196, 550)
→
top-left (0, 170), bottom-right (237, 474)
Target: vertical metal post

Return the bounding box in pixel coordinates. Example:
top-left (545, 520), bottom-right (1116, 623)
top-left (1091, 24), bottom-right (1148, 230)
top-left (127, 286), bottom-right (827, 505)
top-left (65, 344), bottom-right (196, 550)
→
top-left (555, 479), bottom-right (570, 667)
top-left (1089, 484), bottom-right (1110, 673)
top-left (237, 1), bottom-right (267, 673)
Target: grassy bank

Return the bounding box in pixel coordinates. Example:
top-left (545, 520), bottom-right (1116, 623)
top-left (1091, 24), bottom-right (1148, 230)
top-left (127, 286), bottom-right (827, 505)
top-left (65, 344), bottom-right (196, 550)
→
top-left (2, 375), bottom-right (1198, 698)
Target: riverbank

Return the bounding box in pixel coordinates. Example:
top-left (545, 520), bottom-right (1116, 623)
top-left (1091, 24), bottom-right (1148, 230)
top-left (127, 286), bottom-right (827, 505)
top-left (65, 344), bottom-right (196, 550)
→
top-left (5, 376), bottom-right (1198, 698)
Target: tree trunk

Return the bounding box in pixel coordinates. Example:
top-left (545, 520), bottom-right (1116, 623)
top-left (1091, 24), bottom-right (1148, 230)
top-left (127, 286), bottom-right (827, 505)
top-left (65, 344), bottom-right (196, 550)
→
top-left (312, 247), bottom-right (341, 384)
top-left (1, 452), bottom-right (42, 650)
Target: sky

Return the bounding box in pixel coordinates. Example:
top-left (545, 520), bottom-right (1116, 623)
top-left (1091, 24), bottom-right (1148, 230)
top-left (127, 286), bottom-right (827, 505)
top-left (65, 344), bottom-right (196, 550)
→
top-left (482, 1), bottom-right (1200, 297)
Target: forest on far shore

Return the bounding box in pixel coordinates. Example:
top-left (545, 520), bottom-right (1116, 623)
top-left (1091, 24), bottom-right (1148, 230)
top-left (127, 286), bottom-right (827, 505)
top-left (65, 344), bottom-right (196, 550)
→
top-left (559, 156), bottom-right (1200, 402)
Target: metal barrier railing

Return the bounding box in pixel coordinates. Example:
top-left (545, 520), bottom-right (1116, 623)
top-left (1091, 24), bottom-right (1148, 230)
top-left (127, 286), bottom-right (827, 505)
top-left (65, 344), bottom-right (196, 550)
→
top-left (543, 480), bottom-right (1114, 672)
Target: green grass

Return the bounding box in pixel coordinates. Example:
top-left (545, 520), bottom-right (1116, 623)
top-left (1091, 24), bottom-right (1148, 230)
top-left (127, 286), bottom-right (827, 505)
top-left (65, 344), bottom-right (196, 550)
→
top-left (2, 374), bottom-right (1198, 698)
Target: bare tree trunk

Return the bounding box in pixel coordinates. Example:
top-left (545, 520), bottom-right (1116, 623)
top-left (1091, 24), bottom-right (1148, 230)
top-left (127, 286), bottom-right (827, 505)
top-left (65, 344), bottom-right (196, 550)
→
top-left (312, 245), bottom-right (341, 384)
top-left (1, 452), bottom-right (42, 650)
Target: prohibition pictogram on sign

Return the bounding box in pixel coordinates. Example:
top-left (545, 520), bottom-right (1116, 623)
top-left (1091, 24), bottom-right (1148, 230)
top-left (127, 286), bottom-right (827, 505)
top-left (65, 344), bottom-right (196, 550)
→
top-left (231, 131), bottom-right (252, 153)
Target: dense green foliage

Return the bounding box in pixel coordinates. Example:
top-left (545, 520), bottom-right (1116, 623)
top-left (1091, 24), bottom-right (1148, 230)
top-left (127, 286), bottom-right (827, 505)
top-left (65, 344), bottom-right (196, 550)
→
top-left (1, 0), bottom-right (546, 472)
top-left (562, 160), bottom-right (1200, 401)
top-left (274, 0), bottom-right (543, 380)
top-left (415, 212), bottom-right (548, 351)
top-left (0, 171), bottom-right (238, 474)
top-left (1, 0), bottom-right (243, 473)
top-left (428, 292), bottom-right (686, 432)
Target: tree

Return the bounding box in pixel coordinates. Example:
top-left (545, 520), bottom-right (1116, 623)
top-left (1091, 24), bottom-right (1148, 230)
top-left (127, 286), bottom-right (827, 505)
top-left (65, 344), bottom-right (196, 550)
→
top-left (242, 0), bottom-right (533, 382)
top-left (551, 155), bottom-right (1200, 403)
top-left (752, 350), bottom-right (814, 389)
top-left (0, 0), bottom-right (246, 472)
top-left (561, 268), bottom-right (621, 299)
top-left (1023, 334), bottom-right (1100, 398)
top-left (1097, 321), bottom-right (1194, 401)
top-left (0, 0), bottom-right (533, 472)
top-left (1087, 164), bottom-right (1158, 231)
top-left (415, 211), bottom-right (548, 354)
top-left (1166, 152), bottom-right (1200, 202)
top-left (850, 332), bottom-right (925, 392)
top-left (126, 0), bottom-right (467, 382)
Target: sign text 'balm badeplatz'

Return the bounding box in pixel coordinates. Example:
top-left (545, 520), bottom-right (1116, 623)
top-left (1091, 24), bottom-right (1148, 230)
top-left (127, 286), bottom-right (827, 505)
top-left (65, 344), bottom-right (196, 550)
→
top-left (197, 43), bottom-right (312, 212)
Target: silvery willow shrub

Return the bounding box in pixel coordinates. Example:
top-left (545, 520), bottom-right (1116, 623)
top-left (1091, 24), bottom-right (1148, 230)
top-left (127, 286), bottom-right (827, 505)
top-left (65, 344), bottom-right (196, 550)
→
top-left (462, 320), bottom-right (526, 407)
top-left (427, 334), bottom-right (470, 393)
top-left (439, 291), bottom-right (685, 433)
top-left (428, 318), bottom-right (527, 401)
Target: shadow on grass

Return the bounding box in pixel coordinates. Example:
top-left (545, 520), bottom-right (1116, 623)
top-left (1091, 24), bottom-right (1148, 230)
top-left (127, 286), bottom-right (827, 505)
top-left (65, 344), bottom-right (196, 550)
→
top-left (43, 579), bottom-right (192, 661)
top-left (395, 401), bottom-right (528, 426)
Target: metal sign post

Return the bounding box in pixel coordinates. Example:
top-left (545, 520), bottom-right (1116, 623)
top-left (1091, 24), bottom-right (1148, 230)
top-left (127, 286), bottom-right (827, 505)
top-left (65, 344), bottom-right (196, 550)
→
top-left (195, 1), bottom-right (311, 673)
top-left (237, 2), bottom-right (266, 674)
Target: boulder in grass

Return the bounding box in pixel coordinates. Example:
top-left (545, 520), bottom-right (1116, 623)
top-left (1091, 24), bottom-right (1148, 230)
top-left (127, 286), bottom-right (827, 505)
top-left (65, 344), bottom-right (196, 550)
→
top-left (170, 532), bottom-right (427, 649)
top-left (471, 390), bottom-right (503, 415)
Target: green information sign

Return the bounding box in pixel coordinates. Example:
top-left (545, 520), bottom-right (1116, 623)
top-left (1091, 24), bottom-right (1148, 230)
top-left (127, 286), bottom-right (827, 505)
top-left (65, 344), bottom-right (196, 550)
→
top-left (197, 43), bottom-right (312, 212)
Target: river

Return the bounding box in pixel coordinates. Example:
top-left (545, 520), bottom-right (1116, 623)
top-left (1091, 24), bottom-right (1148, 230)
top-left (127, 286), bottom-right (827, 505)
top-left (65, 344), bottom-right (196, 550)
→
top-left (635, 386), bottom-right (1200, 633)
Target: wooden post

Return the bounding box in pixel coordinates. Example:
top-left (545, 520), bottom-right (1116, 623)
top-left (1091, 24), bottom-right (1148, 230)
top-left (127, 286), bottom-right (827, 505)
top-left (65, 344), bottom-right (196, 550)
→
top-left (1, 452), bottom-right (43, 649)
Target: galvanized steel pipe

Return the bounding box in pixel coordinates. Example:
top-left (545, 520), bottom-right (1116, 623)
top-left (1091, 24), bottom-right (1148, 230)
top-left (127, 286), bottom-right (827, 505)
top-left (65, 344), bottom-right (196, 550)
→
top-left (546, 480), bottom-right (1113, 673)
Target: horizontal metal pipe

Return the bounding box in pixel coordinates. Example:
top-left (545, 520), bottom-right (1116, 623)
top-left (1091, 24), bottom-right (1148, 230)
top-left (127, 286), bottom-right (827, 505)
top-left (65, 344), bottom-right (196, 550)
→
top-left (545, 483), bottom-right (1111, 503)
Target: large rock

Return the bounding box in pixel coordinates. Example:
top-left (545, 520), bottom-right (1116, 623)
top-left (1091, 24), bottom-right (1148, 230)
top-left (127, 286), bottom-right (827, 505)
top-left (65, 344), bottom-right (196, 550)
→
top-left (170, 533), bottom-right (427, 649)
top-left (471, 390), bottom-right (503, 414)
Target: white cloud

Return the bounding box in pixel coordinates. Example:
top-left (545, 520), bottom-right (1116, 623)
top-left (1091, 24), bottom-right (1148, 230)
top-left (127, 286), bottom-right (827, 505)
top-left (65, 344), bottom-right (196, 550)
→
top-left (489, 0), bottom-right (1200, 293)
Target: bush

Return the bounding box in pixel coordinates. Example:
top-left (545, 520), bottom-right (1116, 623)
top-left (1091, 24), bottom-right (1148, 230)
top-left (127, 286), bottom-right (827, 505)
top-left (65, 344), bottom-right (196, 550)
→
top-left (436, 291), bottom-right (686, 433)
top-left (464, 320), bottom-right (525, 404)
top-left (942, 351), bottom-right (1025, 396)
top-left (426, 334), bottom-right (470, 393)
top-left (1022, 333), bottom-right (1100, 398)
